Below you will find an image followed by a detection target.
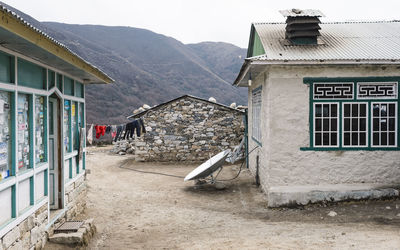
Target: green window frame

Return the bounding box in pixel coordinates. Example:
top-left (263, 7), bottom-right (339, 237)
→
top-left (302, 77), bottom-right (400, 151)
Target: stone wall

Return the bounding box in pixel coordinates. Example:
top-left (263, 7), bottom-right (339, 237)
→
top-left (0, 174), bottom-right (88, 250)
top-left (0, 204), bottom-right (48, 250)
top-left (114, 97), bottom-right (245, 162)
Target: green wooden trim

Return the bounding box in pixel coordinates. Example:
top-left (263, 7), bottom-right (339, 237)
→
top-left (304, 76), bottom-right (400, 151)
top-left (68, 100), bottom-right (72, 153)
top-left (247, 25), bottom-right (266, 57)
top-left (0, 50), bottom-right (14, 84)
top-left (17, 58), bottom-right (46, 90)
top-left (44, 96), bottom-right (48, 162)
top-left (11, 92), bottom-right (16, 176)
top-left (82, 153), bottom-right (85, 170)
top-left (29, 176), bottom-right (34, 205)
top-left (69, 159), bottom-right (72, 179)
top-left (11, 184), bottom-right (16, 218)
top-left (304, 76), bottom-right (400, 84)
top-left (44, 169), bottom-right (48, 196)
top-left (28, 94), bottom-right (34, 169)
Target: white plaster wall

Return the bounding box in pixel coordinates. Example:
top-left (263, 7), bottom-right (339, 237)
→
top-left (247, 71), bottom-right (269, 194)
top-left (264, 65), bottom-right (400, 188)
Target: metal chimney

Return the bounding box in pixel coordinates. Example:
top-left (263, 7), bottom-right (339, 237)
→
top-left (279, 9), bottom-right (325, 45)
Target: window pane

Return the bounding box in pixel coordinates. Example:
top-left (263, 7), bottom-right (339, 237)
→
top-left (352, 118), bottom-right (358, 131)
top-left (360, 132), bottom-right (366, 145)
top-left (360, 118), bottom-right (366, 131)
top-left (344, 132), bottom-right (350, 145)
top-left (17, 94), bottom-right (30, 171)
top-left (373, 104), bottom-right (379, 116)
top-left (344, 104), bottom-right (350, 117)
top-left (315, 104), bottom-right (322, 117)
top-left (331, 119), bottom-right (337, 131)
top-left (0, 91), bottom-right (12, 180)
top-left (389, 132), bottom-right (395, 145)
top-left (389, 118), bottom-right (395, 131)
top-left (323, 118), bottom-right (329, 131)
top-left (315, 133), bottom-right (322, 146)
top-left (373, 133), bottom-right (379, 145)
top-left (323, 104), bottom-right (329, 117)
top-left (381, 119), bottom-right (387, 131)
top-left (315, 119), bottom-right (321, 131)
top-left (360, 104), bottom-right (366, 117)
top-left (35, 96), bottom-right (45, 164)
top-left (351, 133), bottom-right (358, 146)
top-left (373, 118), bottom-right (379, 131)
top-left (344, 118), bottom-right (350, 131)
top-left (389, 104), bottom-right (395, 116)
top-left (331, 104), bottom-right (337, 117)
top-left (381, 104), bottom-right (387, 116)
top-left (331, 133), bottom-right (337, 145)
top-left (64, 100), bottom-right (71, 153)
top-left (381, 132), bottom-right (387, 145)
top-left (323, 133), bottom-right (329, 145)
top-left (352, 104), bottom-right (358, 117)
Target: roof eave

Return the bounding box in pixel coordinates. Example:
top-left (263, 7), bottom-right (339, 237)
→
top-left (0, 7), bottom-right (113, 84)
top-left (233, 58), bottom-right (400, 87)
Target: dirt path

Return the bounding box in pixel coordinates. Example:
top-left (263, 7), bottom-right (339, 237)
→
top-left (55, 146), bottom-right (400, 249)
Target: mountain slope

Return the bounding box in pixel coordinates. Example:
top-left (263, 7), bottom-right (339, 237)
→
top-left (42, 22), bottom-right (247, 124)
top-left (0, 2), bottom-right (248, 124)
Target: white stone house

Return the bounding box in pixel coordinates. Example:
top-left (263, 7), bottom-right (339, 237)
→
top-left (0, 3), bottom-right (112, 249)
top-left (233, 9), bottom-right (400, 207)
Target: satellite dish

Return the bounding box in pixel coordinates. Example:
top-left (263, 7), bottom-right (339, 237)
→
top-left (184, 149), bottom-right (231, 182)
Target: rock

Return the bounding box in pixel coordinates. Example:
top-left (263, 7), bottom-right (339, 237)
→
top-left (327, 211), bottom-right (337, 217)
top-left (138, 107), bottom-right (145, 112)
top-left (208, 97), bottom-right (216, 103)
top-left (397, 213), bottom-right (400, 217)
top-left (143, 104), bottom-right (151, 110)
top-left (230, 103), bottom-right (236, 108)
top-left (386, 206), bottom-right (391, 209)
top-left (2, 227), bottom-right (20, 249)
top-left (49, 232), bottom-right (84, 245)
top-left (133, 109), bottom-right (139, 114)
top-left (118, 151), bottom-right (126, 155)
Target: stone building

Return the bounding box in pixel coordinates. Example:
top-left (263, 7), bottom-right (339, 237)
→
top-left (0, 3), bottom-right (112, 249)
top-left (233, 9), bottom-right (400, 207)
top-left (118, 95), bottom-right (245, 162)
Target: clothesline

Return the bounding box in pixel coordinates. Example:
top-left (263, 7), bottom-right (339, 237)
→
top-left (86, 118), bottom-right (146, 145)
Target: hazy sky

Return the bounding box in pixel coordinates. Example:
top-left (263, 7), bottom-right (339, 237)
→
top-left (4, 0), bottom-right (400, 48)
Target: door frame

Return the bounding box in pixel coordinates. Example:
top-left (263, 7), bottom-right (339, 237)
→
top-left (49, 95), bottom-right (63, 209)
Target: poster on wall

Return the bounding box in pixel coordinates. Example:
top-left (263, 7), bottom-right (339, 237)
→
top-left (17, 94), bottom-right (30, 171)
top-left (0, 91), bottom-right (11, 180)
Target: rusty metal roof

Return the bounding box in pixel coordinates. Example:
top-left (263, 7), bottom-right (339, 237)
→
top-left (252, 21), bottom-right (400, 62)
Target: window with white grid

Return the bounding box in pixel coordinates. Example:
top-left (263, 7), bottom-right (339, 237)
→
top-left (314, 103), bottom-right (339, 147)
top-left (342, 103), bottom-right (368, 147)
top-left (252, 87), bottom-right (262, 144)
top-left (371, 102), bottom-right (397, 147)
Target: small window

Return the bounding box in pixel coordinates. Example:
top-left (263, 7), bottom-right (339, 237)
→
top-left (252, 87), bottom-right (262, 144)
top-left (342, 103), bottom-right (368, 147)
top-left (314, 103), bottom-right (339, 147)
top-left (371, 102), bottom-right (397, 147)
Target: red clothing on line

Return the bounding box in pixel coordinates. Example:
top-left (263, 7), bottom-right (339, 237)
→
top-left (95, 125), bottom-right (106, 139)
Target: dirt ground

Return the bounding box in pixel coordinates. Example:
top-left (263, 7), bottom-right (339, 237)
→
top-left (47, 146), bottom-right (400, 249)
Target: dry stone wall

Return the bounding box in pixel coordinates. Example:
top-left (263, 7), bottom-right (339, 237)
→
top-left (113, 97), bottom-right (245, 162)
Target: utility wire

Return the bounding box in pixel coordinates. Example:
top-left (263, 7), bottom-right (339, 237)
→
top-left (119, 160), bottom-right (185, 179)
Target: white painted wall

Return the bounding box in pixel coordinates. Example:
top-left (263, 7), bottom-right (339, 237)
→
top-left (0, 187), bottom-right (12, 225)
top-left (35, 171), bottom-right (45, 201)
top-left (18, 178), bottom-right (30, 213)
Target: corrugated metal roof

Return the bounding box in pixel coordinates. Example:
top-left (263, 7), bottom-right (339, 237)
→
top-left (0, 3), bottom-right (113, 84)
top-left (253, 21), bottom-right (400, 61)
